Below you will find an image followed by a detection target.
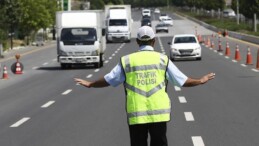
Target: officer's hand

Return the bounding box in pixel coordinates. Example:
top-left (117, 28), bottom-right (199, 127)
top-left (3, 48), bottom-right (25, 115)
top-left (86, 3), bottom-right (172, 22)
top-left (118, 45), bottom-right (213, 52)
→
top-left (200, 73), bottom-right (215, 84)
top-left (74, 78), bottom-right (92, 88)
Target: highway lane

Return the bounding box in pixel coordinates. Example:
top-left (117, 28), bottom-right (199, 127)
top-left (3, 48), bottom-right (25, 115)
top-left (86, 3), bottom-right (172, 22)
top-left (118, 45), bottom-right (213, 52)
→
top-left (0, 10), bottom-right (259, 146)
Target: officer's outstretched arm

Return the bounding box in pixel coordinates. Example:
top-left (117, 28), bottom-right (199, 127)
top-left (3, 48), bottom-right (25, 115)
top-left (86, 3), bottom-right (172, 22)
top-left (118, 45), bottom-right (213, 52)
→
top-left (74, 77), bottom-right (110, 88)
top-left (183, 73), bottom-right (215, 87)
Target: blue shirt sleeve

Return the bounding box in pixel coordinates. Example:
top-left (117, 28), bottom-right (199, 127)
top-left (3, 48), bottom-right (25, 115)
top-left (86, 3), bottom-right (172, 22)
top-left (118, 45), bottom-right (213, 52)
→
top-left (104, 63), bottom-right (125, 87)
top-left (166, 60), bottom-right (188, 86)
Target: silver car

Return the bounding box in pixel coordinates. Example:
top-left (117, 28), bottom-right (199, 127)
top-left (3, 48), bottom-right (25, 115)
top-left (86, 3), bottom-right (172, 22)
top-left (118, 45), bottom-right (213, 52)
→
top-left (155, 23), bottom-right (169, 33)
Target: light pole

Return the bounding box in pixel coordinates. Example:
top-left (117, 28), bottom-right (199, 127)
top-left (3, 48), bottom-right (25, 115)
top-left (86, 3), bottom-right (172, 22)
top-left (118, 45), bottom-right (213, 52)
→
top-left (236, 0), bottom-right (239, 25)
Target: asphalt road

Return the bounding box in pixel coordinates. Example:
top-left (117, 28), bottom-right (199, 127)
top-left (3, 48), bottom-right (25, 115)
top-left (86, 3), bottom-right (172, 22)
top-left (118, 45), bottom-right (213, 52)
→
top-left (0, 10), bottom-right (259, 146)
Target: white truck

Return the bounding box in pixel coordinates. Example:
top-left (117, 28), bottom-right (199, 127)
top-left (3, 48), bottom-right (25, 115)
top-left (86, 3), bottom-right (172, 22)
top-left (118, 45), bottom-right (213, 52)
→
top-left (105, 5), bottom-right (132, 43)
top-left (56, 10), bottom-right (106, 69)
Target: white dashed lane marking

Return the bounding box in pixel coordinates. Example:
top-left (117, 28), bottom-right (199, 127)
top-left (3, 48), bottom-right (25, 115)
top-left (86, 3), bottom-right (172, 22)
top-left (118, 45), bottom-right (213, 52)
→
top-left (42, 62), bottom-right (48, 66)
top-left (184, 112), bottom-right (195, 121)
top-left (192, 136), bottom-right (205, 146)
top-left (178, 96), bottom-right (187, 103)
top-left (62, 89), bottom-right (72, 95)
top-left (10, 117), bottom-right (30, 128)
top-left (86, 74), bottom-right (92, 78)
top-left (94, 69), bottom-right (100, 72)
top-left (41, 101), bottom-right (55, 108)
top-left (174, 86), bottom-right (181, 91)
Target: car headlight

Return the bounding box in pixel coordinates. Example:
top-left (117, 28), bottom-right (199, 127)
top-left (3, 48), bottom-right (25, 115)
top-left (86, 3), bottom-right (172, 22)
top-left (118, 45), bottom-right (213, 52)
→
top-left (195, 47), bottom-right (201, 50)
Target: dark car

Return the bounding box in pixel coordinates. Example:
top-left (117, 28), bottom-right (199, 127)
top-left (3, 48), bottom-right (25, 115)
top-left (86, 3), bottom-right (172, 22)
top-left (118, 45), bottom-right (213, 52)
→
top-left (141, 18), bottom-right (152, 27)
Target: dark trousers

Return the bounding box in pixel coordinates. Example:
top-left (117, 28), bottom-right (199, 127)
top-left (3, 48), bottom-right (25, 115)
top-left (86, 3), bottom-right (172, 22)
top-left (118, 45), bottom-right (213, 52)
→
top-left (128, 122), bottom-right (168, 146)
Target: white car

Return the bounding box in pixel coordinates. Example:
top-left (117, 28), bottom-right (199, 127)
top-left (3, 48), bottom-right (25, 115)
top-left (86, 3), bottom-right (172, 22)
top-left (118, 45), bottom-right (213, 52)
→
top-left (168, 34), bottom-right (202, 60)
top-left (142, 9), bottom-right (151, 17)
top-left (159, 13), bottom-right (168, 21)
top-left (161, 17), bottom-right (173, 26)
top-left (154, 8), bottom-right (160, 14)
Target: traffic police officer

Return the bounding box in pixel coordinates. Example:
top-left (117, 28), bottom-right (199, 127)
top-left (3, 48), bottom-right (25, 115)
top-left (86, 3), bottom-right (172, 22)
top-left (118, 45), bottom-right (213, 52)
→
top-left (74, 26), bottom-right (215, 146)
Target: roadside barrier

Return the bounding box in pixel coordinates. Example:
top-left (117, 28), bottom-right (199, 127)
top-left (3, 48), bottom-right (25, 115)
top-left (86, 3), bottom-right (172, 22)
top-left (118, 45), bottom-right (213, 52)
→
top-left (234, 44), bottom-right (241, 61)
top-left (246, 47), bottom-right (253, 65)
top-left (225, 42), bottom-right (231, 56)
top-left (2, 65), bottom-right (9, 79)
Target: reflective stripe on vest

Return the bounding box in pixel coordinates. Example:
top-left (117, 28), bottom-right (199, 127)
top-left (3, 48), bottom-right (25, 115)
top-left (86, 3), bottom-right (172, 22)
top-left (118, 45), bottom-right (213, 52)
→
top-left (128, 108), bottom-right (171, 118)
top-left (124, 81), bottom-right (165, 97)
top-left (123, 55), bottom-right (167, 73)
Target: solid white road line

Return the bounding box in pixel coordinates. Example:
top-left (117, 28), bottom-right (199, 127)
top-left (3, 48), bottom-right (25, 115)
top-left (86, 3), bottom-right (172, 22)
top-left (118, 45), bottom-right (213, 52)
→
top-left (184, 112), bottom-right (195, 121)
top-left (174, 86), bottom-right (181, 91)
top-left (179, 96), bottom-right (187, 103)
top-left (10, 117), bottom-right (30, 127)
top-left (192, 136), bottom-right (205, 146)
top-left (41, 101), bottom-right (55, 108)
top-left (62, 89), bottom-right (72, 95)
top-left (86, 74), bottom-right (92, 78)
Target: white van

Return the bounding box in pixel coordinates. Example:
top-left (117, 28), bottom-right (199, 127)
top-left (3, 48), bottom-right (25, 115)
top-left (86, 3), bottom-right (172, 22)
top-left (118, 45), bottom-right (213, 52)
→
top-left (142, 9), bottom-right (151, 17)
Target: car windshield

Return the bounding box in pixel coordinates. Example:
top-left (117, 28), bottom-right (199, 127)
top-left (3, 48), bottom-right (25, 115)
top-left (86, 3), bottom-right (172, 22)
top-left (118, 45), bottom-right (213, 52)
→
top-left (61, 28), bottom-right (97, 42)
top-left (109, 19), bottom-right (127, 26)
top-left (174, 37), bottom-right (197, 44)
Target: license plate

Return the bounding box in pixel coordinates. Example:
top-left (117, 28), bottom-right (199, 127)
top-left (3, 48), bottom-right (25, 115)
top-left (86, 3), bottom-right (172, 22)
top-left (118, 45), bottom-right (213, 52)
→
top-left (75, 58), bottom-right (83, 63)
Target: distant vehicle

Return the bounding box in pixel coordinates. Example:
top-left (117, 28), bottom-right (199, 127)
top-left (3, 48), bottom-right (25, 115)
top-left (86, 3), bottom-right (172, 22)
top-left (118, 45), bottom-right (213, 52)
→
top-left (161, 17), bottom-right (173, 26)
top-left (105, 5), bottom-right (132, 43)
top-left (154, 8), bottom-right (160, 14)
top-left (141, 18), bottom-right (152, 27)
top-left (168, 34), bottom-right (202, 60)
top-left (159, 13), bottom-right (168, 21)
top-left (142, 15), bottom-right (151, 19)
top-left (142, 9), bottom-right (151, 17)
top-left (155, 23), bottom-right (169, 33)
top-left (223, 9), bottom-right (236, 17)
top-left (32, 37), bottom-right (45, 46)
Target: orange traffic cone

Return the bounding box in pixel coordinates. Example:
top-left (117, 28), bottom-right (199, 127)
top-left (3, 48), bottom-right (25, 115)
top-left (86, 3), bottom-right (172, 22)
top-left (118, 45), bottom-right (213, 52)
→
top-left (246, 47), bottom-right (253, 65)
top-left (225, 42), bottom-right (231, 56)
top-left (234, 44), bottom-right (241, 61)
top-left (218, 40), bottom-right (223, 52)
top-left (207, 37), bottom-right (211, 47)
top-left (15, 62), bottom-right (23, 74)
top-left (198, 34), bottom-right (202, 43)
top-left (2, 65), bottom-right (9, 79)
top-left (256, 49), bottom-right (259, 69)
top-left (211, 40), bottom-right (214, 49)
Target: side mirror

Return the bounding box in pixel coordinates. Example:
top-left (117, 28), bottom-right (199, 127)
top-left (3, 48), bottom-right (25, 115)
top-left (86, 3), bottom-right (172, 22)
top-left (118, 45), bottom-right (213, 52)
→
top-left (102, 28), bottom-right (106, 36)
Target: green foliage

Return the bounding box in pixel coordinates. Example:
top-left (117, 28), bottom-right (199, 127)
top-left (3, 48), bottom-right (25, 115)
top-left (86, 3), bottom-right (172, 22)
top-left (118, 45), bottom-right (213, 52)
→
top-left (0, 0), bottom-right (58, 46)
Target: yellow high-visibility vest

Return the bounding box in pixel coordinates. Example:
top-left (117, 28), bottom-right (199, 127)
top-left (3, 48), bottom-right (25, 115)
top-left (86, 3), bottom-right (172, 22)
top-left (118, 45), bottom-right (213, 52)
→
top-left (121, 51), bottom-right (171, 125)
